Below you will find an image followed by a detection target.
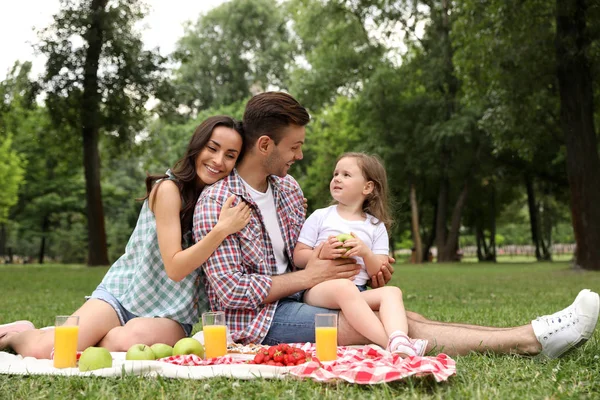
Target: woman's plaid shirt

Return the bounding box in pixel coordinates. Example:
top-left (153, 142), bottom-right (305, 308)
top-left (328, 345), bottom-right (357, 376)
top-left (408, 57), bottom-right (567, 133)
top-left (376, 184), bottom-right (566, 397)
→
top-left (193, 169), bottom-right (305, 344)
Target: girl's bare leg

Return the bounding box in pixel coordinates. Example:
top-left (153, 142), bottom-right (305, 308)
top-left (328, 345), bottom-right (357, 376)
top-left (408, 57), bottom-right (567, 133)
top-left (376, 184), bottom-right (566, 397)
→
top-left (360, 286), bottom-right (408, 335)
top-left (304, 279), bottom-right (388, 348)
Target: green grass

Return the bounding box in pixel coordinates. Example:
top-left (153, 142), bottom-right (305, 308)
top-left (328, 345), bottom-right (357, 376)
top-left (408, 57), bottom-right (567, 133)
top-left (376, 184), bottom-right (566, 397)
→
top-left (1, 262), bottom-right (600, 399)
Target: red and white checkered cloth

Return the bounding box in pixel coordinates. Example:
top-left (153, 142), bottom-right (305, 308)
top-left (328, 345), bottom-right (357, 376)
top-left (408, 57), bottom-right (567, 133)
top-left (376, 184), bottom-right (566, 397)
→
top-left (161, 343), bottom-right (456, 384)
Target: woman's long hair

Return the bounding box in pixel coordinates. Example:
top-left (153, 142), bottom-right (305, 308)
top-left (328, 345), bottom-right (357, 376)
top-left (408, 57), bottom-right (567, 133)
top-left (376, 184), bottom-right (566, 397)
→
top-left (143, 115), bottom-right (243, 234)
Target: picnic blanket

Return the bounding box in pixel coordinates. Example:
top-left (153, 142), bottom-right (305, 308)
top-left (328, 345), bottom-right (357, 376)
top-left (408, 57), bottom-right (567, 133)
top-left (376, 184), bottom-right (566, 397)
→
top-left (0, 343), bottom-right (456, 384)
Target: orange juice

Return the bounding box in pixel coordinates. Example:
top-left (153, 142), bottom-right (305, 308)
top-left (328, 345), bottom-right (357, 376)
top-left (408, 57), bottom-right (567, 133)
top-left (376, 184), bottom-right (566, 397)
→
top-left (203, 325), bottom-right (227, 358)
top-left (53, 326), bottom-right (79, 368)
top-left (316, 326), bottom-right (338, 361)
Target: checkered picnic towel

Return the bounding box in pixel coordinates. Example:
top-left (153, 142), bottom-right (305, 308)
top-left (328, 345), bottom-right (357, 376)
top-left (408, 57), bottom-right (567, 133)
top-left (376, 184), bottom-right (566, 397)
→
top-left (161, 343), bottom-right (456, 384)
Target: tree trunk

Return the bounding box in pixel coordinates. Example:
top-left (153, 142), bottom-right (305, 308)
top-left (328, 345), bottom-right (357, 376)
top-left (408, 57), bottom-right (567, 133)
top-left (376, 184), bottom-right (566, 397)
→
top-left (438, 184), bottom-right (468, 262)
top-left (434, 175), bottom-right (449, 255)
top-left (38, 215), bottom-right (49, 264)
top-left (82, 0), bottom-right (109, 266)
top-left (410, 182), bottom-right (423, 264)
top-left (0, 223), bottom-right (5, 257)
top-left (525, 174), bottom-right (542, 260)
top-left (489, 184), bottom-right (497, 262)
top-left (556, 0), bottom-right (600, 270)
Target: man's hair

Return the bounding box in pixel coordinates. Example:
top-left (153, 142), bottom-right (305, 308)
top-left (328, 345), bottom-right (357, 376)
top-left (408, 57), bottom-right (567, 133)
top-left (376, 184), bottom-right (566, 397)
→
top-left (242, 92), bottom-right (310, 152)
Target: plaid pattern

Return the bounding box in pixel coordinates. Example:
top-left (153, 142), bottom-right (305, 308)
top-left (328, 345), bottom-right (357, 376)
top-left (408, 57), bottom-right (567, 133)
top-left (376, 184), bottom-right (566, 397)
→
top-left (193, 169), bottom-right (305, 344)
top-left (161, 343), bottom-right (456, 384)
top-left (101, 170), bottom-right (203, 325)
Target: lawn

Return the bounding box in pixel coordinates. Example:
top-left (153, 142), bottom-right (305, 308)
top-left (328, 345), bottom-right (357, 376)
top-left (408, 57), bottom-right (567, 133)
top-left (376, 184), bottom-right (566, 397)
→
top-left (1, 262), bottom-right (599, 399)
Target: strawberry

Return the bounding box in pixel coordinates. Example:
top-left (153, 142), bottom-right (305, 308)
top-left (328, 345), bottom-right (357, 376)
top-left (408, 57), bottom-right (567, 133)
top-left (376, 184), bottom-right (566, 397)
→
top-left (273, 350), bottom-right (284, 363)
top-left (280, 344), bottom-right (291, 353)
top-left (268, 346), bottom-right (278, 358)
top-left (253, 353), bottom-right (265, 364)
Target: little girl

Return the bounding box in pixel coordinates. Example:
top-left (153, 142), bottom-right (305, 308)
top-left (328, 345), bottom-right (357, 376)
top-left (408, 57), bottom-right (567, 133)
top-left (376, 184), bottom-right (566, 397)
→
top-left (293, 152), bottom-right (426, 357)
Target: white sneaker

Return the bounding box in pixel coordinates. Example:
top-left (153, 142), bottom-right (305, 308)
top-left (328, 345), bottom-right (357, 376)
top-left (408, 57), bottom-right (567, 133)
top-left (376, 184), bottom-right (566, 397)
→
top-left (531, 289), bottom-right (600, 358)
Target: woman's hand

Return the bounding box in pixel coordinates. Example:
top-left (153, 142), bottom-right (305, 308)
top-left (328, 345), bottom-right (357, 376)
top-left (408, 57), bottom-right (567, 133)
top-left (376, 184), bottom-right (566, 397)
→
top-left (216, 195), bottom-right (251, 236)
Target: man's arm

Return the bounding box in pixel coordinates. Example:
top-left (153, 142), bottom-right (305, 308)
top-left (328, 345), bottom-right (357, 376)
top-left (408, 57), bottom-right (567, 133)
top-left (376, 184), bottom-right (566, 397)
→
top-left (195, 196), bottom-right (361, 307)
top-left (263, 243), bottom-right (361, 303)
top-left (368, 256), bottom-right (395, 288)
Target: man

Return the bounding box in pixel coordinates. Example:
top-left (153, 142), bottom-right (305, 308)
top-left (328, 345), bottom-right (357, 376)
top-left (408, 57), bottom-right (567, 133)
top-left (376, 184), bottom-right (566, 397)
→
top-left (193, 91), bottom-right (599, 358)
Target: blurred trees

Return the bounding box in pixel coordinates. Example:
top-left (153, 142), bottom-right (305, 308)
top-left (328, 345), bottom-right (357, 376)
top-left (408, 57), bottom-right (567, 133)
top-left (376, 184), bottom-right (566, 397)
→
top-left (1, 0), bottom-right (599, 268)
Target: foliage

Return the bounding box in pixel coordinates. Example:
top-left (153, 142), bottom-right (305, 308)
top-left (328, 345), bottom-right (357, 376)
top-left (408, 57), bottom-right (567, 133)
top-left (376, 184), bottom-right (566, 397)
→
top-left (171, 0), bottom-right (294, 116)
top-left (0, 136), bottom-right (25, 223)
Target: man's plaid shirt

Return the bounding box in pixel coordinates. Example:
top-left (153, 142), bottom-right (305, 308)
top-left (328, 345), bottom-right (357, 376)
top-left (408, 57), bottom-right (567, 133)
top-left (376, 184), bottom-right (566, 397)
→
top-left (193, 169), bottom-right (306, 344)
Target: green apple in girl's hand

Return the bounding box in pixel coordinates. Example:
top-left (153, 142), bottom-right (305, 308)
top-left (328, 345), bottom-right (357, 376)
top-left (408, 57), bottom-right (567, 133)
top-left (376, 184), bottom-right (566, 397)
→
top-left (336, 233), bottom-right (353, 255)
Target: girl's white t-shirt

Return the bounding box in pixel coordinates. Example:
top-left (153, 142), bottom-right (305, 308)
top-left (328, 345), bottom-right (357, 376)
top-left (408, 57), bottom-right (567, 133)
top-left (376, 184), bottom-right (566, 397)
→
top-left (297, 205), bottom-right (389, 286)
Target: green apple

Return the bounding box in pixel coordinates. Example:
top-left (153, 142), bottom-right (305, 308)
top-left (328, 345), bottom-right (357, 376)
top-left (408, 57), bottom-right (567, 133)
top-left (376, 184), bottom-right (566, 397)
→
top-left (125, 344), bottom-right (156, 361)
top-left (173, 338), bottom-right (205, 358)
top-left (78, 346), bottom-right (113, 371)
top-left (150, 343), bottom-right (173, 359)
top-left (336, 233), bottom-right (353, 255)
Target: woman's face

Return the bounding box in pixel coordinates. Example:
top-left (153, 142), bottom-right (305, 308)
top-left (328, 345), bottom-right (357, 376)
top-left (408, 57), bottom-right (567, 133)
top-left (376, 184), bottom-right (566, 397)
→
top-left (195, 126), bottom-right (243, 185)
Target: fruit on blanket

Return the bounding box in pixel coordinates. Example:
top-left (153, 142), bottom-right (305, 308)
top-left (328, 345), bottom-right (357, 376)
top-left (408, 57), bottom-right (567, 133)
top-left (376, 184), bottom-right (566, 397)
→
top-left (150, 343), bottom-right (173, 359)
top-left (173, 338), bottom-right (204, 358)
top-left (78, 347), bottom-right (113, 371)
top-left (248, 344), bottom-right (313, 367)
top-left (336, 233), bottom-right (353, 255)
top-left (126, 344), bottom-right (156, 361)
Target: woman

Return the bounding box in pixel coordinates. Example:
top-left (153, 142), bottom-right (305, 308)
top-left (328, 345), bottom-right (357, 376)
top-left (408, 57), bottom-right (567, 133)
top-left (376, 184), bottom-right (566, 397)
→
top-left (0, 115), bottom-right (250, 359)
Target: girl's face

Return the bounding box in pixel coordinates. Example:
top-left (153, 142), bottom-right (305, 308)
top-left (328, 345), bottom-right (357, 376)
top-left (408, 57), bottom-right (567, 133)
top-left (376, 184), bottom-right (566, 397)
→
top-left (330, 157), bottom-right (371, 204)
top-left (195, 126), bottom-right (243, 185)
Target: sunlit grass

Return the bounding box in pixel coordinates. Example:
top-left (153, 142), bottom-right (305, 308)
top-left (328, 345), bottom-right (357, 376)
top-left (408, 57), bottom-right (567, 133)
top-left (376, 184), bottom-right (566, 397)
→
top-left (1, 262), bottom-right (599, 399)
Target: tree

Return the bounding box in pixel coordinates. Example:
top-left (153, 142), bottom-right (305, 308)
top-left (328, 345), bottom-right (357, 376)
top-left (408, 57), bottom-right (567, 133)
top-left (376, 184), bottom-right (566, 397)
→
top-left (38, 0), bottom-right (168, 265)
top-left (555, 0), bottom-right (600, 270)
top-left (171, 0), bottom-right (294, 115)
top-left (0, 136), bottom-right (25, 224)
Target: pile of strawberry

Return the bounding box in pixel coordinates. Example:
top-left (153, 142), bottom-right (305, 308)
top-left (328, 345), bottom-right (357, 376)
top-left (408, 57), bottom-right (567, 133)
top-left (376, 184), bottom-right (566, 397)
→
top-left (248, 343), bottom-right (313, 367)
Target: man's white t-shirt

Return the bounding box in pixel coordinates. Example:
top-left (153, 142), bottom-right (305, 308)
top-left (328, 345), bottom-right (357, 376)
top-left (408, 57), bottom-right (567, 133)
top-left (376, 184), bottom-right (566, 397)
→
top-left (240, 177), bottom-right (289, 275)
top-left (297, 205), bottom-right (389, 286)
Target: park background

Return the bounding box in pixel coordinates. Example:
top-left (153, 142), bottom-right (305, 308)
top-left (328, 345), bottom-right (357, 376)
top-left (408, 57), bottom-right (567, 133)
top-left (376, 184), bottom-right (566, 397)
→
top-left (0, 0), bottom-right (599, 269)
top-left (2, 1), bottom-right (600, 398)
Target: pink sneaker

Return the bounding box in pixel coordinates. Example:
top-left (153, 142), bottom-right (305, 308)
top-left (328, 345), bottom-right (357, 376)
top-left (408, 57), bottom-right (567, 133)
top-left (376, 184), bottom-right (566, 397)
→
top-left (411, 338), bottom-right (429, 356)
top-left (0, 320), bottom-right (35, 339)
top-left (387, 331), bottom-right (418, 357)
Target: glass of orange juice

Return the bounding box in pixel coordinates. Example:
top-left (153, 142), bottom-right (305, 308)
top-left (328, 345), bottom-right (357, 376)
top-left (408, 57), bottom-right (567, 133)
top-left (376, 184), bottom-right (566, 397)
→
top-left (315, 313), bottom-right (338, 362)
top-left (202, 311), bottom-right (227, 359)
top-left (53, 315), bottom-right (80, 368)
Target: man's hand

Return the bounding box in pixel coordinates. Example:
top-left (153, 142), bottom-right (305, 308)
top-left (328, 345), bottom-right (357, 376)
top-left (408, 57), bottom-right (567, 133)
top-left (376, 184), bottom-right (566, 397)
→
top-left (368, 256), bottom-right (395, 288)
top-left (304, 242), bottom-right (360, 287)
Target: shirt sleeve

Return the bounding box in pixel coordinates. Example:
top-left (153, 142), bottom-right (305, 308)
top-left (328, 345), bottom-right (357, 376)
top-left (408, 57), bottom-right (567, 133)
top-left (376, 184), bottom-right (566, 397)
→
top-left (372, 222), bottom-right (390, 255)
top-left (193, 194), bottom-right (272, 310)
top-left (296, 208), bottom-right (323, 248)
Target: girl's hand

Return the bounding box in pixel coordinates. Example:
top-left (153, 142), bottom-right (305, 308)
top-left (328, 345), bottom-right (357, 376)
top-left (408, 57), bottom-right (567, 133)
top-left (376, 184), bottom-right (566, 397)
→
top-left (302, 197), bottom-right (308, 211)
top-left (216, 195), bottom-right (251, 236)
top-left (341, 232), bottom-right (368, 258)
top-left (320, 235), bottom-right (347, 259)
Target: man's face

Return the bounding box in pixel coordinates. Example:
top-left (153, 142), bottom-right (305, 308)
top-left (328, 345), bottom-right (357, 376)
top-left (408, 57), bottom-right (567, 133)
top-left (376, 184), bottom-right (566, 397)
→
top-left (265, 124), bottom-right (305, 177)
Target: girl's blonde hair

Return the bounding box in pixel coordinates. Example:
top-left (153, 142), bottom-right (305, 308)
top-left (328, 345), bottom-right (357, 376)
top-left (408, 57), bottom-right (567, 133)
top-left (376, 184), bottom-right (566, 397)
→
top-left (335, 152), bottom-right (393, 232)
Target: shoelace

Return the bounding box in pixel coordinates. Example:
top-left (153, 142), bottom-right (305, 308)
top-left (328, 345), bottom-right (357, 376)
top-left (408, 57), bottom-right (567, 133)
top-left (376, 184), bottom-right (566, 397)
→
top-left (536, 310), bottom-right (580, 341)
